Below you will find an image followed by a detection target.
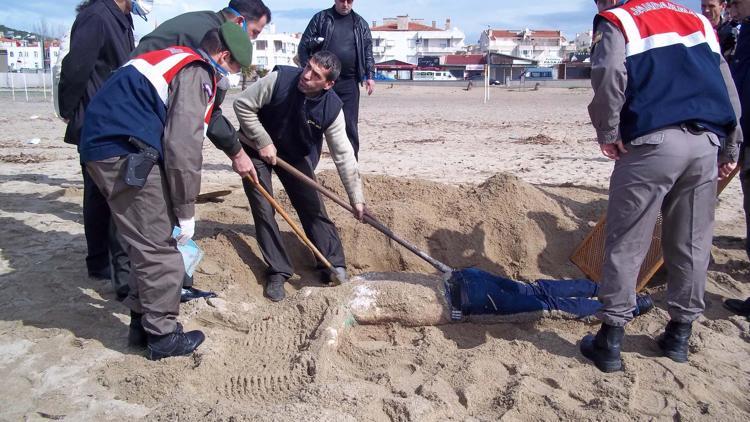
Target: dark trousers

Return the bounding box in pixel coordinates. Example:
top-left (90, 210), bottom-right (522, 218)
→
top-left (307, 78), bottom-right (361, 168)
top-left (241, 145), bottom-right (346, 280)
top-left (740, 147), bottom-right (750, 259)
top-left (82, 165), bottom-right (130, 296)
top-left (456, 268), bottom-right (603, 317)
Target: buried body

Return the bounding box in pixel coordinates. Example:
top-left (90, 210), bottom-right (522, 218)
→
top-left (344, 269), bottom-right (653, 327)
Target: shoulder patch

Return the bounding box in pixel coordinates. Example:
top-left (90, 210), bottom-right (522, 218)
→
top-left (592, 31), bottom-right (603, 46)
top-left (202, 82), bottom-right (212, 98)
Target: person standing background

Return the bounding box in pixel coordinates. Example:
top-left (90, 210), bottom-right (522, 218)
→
top-left (57, 0), bottom-right (150, 297)
top-left (702, 0), bottom-right (739, 61)
top-left (298, 0), bottom-right (375, 165)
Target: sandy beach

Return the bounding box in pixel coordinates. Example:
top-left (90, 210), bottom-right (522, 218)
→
top-left (1, 84), bottom-right (749, 421)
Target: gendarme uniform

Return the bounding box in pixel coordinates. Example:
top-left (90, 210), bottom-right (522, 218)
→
top-left (133, 10), bottom-right (248, 159)
top-left (589, 0), bottom-right (742, 327)
top-left (79, 45), bottom-right (217, 338)
top-left (233, 66), bottom-right (364, 287)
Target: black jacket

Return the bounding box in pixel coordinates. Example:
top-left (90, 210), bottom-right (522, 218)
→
top-left (298, 7), bottom-right (375, 81)
top-left (732, 21), bottom-right (750, 147)
top-left (58, 0), bottom-right (134, 145)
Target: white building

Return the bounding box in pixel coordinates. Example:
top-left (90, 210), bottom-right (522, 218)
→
top-left (370, 16), bottom-right (465, 65)
top-left (479, 29), bottom-right (567, 66)
top-left (251, 24), bottom-right (300, 70)
top-left (574, 31), bottom-right (593, 51)
top-left (1, 37), bottom-right (61, 71)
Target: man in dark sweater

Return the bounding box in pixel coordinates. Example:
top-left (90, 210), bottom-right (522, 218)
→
top-left (299, 0), bottom-right (376, 165)
top-left (57, 0), bottom-right (146, 295)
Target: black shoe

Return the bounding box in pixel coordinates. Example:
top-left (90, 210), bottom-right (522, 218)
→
top-left (180, 287), bottom-right (217, 303)
top-left (264, 277), bottom-right (286, 302)
top-left (658, 321), bottom-right (692, 363)
top-left (88, 267), bottom-right (111, 281)
top-left (633, 294), bottom-right (654, 317)
top-left (320, 267), bottom-right (349, 284)
top-left (128, 311), bottom-right (147, 348)
top-left (723, 298), bottom-right (750, 317)
top-left (579, 323), bottom-right (625, 373)
top-left (147, 325), bottom-right (205, 361)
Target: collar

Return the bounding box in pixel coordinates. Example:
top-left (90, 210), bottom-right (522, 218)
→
top-left (104, 0), bottom-right (134, 30)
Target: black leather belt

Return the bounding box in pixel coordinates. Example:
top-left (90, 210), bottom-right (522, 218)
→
top-left (681, 122), bottom-right (708, 135)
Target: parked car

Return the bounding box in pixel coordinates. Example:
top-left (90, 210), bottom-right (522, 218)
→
top-left (466, 74), bottom-right (501, 85)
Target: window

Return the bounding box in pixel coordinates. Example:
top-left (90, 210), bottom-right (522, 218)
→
top-left (9, 51), bottom-right (13, 57)
top-left (255, 41), bottom-right (267, 51)
top-left (34, 51), bottom-right (38, 57)
top-left (274, 40), bottom-right (282, 52)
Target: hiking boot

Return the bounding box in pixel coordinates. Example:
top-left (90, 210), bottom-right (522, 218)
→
top-left (264, 277), bottom-right (286, 302)
top-left (658, 321), bottom-right (692, 363)
top-left (128, 311), bottom-right (147, 348)
top-left (147, 324), bottom-right (205, 361)
top-left (580, 323), bottom-right (625, 373)
top-left (633, 294), bottom-right (654, 317)
top-left (180, 287), bottom-right (217, 303)
top-left (723, 298), bottom-right (750, 317)
top-left (321, 267), bottom-right (349, 284)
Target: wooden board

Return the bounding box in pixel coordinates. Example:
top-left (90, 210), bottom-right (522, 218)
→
top-left (570, 166), bottom-right (740, 291)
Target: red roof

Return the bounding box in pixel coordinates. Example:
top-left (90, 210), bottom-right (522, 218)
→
top-left (372, 22), bottom-right (442, 32)
top-left (489, 29), bottom-right (562, 40)
top-left (443, 54), bottom-right (485, 65)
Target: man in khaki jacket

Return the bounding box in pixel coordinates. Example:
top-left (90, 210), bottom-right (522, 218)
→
top-left (234, 51), bottom-right (365, 302)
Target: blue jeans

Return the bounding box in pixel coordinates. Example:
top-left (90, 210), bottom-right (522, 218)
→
top-left (451, 268), bottom-right (603, 318)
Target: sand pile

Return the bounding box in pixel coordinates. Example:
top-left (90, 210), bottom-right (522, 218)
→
top-left (312, 171), bottom-right (580, 281)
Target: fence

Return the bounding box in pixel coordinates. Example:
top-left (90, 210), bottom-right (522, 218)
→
top-left (0, 72), bottom-right (54, 102)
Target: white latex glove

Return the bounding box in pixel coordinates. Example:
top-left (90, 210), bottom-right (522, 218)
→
top-left (176, 217), bottom-right (195, 245)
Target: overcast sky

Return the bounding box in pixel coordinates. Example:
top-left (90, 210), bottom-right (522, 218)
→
top-left (2, 0), bottom-right (706, 43)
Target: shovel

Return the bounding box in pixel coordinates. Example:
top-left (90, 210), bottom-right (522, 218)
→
top-left (274, 157), bottom-right (454, 274)
top-left (274, 158), bottom-right (507, 320)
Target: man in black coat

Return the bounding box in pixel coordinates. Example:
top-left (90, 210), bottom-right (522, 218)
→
top-left (57, 0), bottom-right (143, 294)
top-left (298, 0), bottom-right (375, 164)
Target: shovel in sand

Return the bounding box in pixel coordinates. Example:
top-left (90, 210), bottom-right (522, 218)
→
top-left (274, 157), bottom-right (505, 320)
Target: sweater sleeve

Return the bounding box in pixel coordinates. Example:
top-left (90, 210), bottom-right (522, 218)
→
top-left (233, 71), bottom-right (278, 149)
top-left (324, 110), bottom-right (365, 205)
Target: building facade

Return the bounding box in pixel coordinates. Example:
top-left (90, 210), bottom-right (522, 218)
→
top-left (0, 37), bottom-right (60, 71)
top-left (251, 24), bottom-right (300, 70)
top-left (479, 29), bottom-right (568, 67)
top-left (370, 16), bottom-right (465, 65)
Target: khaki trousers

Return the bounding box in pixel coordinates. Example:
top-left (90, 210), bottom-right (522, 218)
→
top-left (87, 156), bottom-right (184, 336)
top-left (597, 127), bottom-right (719, 326)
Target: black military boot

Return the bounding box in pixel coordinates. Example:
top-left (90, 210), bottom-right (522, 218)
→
top-left (147, 324), bottom-right (205, 361)
top-left (128, 311), bottom-right (147, 348)
top-left (580, 323), bottom-right (625, 373)
top-left (658, 321), bottom-right (692, 363)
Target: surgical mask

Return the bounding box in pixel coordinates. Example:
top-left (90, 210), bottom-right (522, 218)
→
top-left (208, 55), bottom-right (230, 76)
top-left (132, 0), bottom-right (154, 21)
top-left (226, 6), bottom-right (248, 33)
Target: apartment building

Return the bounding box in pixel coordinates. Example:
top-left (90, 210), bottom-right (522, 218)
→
top-left (370, 16), bottom-right (465, 65)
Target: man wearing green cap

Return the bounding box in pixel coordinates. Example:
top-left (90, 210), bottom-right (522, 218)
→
top-left (78, 23), bottom-right (254, 360)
